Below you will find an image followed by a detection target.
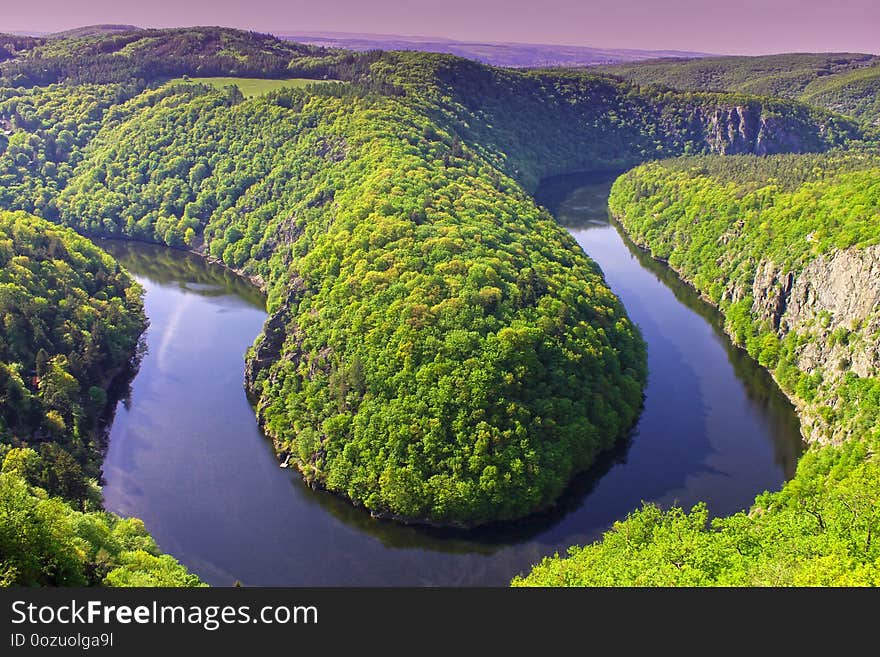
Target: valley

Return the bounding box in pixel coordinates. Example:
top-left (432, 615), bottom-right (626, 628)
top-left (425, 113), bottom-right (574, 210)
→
top-left (0, 26), bottom-right (878, 587)
top-left (96, 177), bottom-right (801, 585)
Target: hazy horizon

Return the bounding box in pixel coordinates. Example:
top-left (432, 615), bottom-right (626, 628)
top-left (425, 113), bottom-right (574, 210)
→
top-left (1, 0), bottom-right (878, 56)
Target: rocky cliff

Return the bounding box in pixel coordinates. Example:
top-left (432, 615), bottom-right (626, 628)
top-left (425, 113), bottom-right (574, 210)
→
top-left (608, 153), bottom-right (880, 447)
top-left (703, 105), bottom-right (802, 155)
top-left (747, 246), bottom-right (880, 443)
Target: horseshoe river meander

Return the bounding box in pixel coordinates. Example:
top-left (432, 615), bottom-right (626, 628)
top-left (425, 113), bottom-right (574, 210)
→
top-left (97, 172), bottom-right (803, 586)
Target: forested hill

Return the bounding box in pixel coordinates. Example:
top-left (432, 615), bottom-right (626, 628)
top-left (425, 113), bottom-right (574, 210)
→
top-left (375, 52), bottom-right (862, 189)
top-left (0, 27), bottom-right (339, 85)
top-left (3, 26), bottom-right (877, 132)
top-left (0, 27), bottom-right (865, 528)
top-left (516, 150), bottom-right (880, 586)
top-left (0, 213), bottom-right (201, 585)
top-left (46, 25), bottom-right (142, 40)
top-left (595, 53), bottom-right (880, 126)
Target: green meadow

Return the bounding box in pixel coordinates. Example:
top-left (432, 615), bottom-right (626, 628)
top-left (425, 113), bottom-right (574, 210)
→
top-left (183, 77), bottom-right (336, 97)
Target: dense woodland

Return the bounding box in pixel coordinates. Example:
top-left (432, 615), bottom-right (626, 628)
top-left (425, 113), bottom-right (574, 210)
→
top-left (52, 79), bottom-right (653, 525)
top-left (516, 152), bottom-right (880, 585)
top-left (0, 212), bottom-right (143, 476)
top-left (32, 43), bottom-right (856, 525)
top-left (0, 212), bottom-right (200, 585)
top-left (595, 53), bottom-right (880, 128)
top-left (0, 26), bottom-right (876, 581)
top-left (606, 152), bottom-right (880, 442)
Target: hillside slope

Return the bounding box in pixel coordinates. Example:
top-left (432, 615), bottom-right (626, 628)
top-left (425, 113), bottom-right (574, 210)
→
top-left (597, 53), bottom-right (880, 126)
top-left (515, 151), bottom-right (880, 585)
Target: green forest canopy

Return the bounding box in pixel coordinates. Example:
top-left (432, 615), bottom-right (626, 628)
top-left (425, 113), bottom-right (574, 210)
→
top-left (0, 212), bottom-right (200, 585)
top-left (0, 27), bottom-right (877, 579)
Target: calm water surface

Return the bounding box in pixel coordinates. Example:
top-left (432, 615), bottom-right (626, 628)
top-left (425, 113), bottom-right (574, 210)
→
top-left (99, 174), bottom-right (802, 586)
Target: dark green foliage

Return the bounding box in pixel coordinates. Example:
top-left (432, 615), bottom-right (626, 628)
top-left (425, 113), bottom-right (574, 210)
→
top-left (596, 53), bottom-right (880, 126)
top-left (0, 212), bottom-right (145, 482)
top-left (800, 65), bottom-right (880, 128)
top-left (0, 212), bottom-right (200, 586)
top-left (373, 52), bottom-right (860, 190)
top-left (596, 53), bottom-right (877, 95)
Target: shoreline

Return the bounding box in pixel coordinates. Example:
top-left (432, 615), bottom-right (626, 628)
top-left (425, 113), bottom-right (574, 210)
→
top-left (89, 233), bottom-right (269, 297)
top-left (608, 210), bottom-right (814, 448)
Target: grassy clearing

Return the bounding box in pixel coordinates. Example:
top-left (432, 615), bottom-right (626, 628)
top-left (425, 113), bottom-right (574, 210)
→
top-left (182, 77), bottom-right (336, 97)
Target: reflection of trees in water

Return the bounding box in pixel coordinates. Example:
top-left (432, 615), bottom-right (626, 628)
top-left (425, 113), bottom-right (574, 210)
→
top-left (288, 428), bottom-right (637, 555)
top-left (95, 239), bottom-right (266, 309)
top-left (534, 169), bottom-right (622, 221)
top-left (89, 177), bottom-right (804, 558)
top-left (608, 217), bottom-right (803, 479)
top-left (95, 335), bottom-right (145, 483)
top-left (542, 171), bottom-right (803, 479)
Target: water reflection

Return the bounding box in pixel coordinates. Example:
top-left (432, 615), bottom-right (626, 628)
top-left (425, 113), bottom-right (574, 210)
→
top-left (97, 178), bottom-right (802, 585)
top-left (97, 239), bottom-right (266, 308)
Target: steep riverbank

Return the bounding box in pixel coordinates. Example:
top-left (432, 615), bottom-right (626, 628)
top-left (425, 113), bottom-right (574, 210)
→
top-left (607, 153), bottom-right (880, 447)
top-left (516, 156), bottom-right (880, 586)
top-left (98, 179), bottom-right (802, 585)
top-left (615, 230), bottom-right (880, 446)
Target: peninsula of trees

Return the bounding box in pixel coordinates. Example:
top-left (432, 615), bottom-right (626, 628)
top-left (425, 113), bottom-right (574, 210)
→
top-left (0, 27), bottom-right (875, 582)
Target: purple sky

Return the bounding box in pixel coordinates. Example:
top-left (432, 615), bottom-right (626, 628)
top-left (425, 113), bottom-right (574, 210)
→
top-left (1, 0), bottom-right (878, 55)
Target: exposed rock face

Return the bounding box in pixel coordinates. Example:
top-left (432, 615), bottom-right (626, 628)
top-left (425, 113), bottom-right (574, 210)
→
top-left (752, 260), bottom-right (793, 330)
top-left (747, 245), bottom-right (880, 443)
top-left (697, 105), bottom-right (816, 156)
top-left (782, 244), bottom-right (880, 336)
top-left (751, 246), bottom-right (880, 346)
top-left (244, 305), bottom-right (288, 396)
top-left (243, 275), bottom-right (306, 397)
top-left (314, 135), bottom-right (348, 162)
top-left (708, 106), bottom-right (762, 154)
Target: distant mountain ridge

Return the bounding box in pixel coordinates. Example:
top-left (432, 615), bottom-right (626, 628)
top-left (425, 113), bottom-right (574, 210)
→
top-left (595, 53), bottom-right (880, 125)
top-left (278, 30), bottom-right (712, 67)
top-left (1, 24), bottom-right (712, 68)
top-left (47, 24), bottom-right (142, 39)
top-left (3, 24), bottom-right (142, 38)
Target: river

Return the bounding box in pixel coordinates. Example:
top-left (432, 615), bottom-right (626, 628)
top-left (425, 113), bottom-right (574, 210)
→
top-left (98, 173), bottom-right (803, 585)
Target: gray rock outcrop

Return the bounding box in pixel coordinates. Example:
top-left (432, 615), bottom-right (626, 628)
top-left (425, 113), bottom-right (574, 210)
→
top-left (747, 244), bottom-right (880, 443)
